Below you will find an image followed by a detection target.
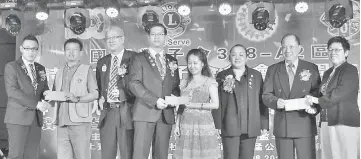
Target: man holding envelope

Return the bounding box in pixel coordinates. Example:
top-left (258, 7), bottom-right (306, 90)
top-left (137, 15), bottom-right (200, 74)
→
top-left (129, 23), bottom-right (180, 159)
top-left (262, 34), bottom-right (321, 159)
top-left (46, 38), bottom-right (98, 159)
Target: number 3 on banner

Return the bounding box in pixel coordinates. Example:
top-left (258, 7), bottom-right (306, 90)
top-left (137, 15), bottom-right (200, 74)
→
top-left (217, 48), bottom-right (228, 60)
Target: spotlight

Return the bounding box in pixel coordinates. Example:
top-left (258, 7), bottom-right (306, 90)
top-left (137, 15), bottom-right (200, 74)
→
top-left (142, 10), bottom-right (159, 32)
top-left (5, 14), bottom-right (21, 36)
top-left (137, 6), bottom-right (163, 32)
top-left (65, 8), bottom-right (90, 35)
top-left (36, 4), bottom-right (49, 20)
top-left (1, 10), bottom-right (23, 36)
top-left (325, 0), bottom-right (353, 28)
top-left (218, 0), bottom-right (233, 15)
top-left (105, 0), bottom-right (119, 18)
top-left (248, 2), bottom-right (275, 31)
top-left (177, 0), bottom-right (191, 16)
top-left (295, 1), bottom-right (308, 13)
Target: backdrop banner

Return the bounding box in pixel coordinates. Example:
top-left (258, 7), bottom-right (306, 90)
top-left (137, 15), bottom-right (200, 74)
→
top-left (16, 1), bottom-right (359, 159)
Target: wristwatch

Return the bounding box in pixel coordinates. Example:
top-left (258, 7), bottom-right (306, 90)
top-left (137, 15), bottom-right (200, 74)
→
top-left (76, 96), bottom-right (80, 103)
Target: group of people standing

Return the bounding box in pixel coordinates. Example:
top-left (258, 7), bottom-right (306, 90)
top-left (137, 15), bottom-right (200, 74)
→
top-left (3, 22), bottom-right (360, 159)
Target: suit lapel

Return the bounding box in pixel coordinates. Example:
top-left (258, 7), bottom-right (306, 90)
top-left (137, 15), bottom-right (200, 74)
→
top-left (103, 55), bottom-right (112, 93)
top-left (277, 62), bottom-right (290, 97)
top-left (120, 50), bottom-right (130, 66)
top-left (144, 50), bottom-right (162, 81)
top-left (16, 58), bottom-right (35, 92)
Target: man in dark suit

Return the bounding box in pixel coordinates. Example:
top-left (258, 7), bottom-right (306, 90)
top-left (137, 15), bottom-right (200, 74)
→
top-left (96, 26), bottom-right (136, 159)
top-left (213, 44), bottom-right (269, 159)
top-left (128, 23), bottom-right (180, 159)
top-left (262, 34), bottom-right (321, 159)
top-left (4, 34), bottom-right (50, 159)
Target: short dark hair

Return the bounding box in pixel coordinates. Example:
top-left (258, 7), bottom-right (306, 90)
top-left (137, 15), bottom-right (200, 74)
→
top-left (64, 38), bottom-right (83, 51)
top-left (230, 44), bottom-right (247, 53)
top-left (281, 33), bottom-right (301, 45)
top-left (22, 34), bottom-right (39, 45)
top-left (327, 36), bottom-right (350, 51)
top-left (145, 23), bottom-right (167, 36)
top-left (229, 44), bottom-right (248, 58)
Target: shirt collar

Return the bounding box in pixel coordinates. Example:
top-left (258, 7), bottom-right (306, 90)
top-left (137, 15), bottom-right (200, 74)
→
top-left (232, 66), bottom-right (248, 77)
top-left (111, 49), bottom-right (125, 59)
top-left (148, 48), bottom-right (164, 57)
top-left (22, 56), bottom-right (34, 66)
top-left (65, 62), bottom-right (81, 70)
top-left (285, 58), bottom-right (299, 69)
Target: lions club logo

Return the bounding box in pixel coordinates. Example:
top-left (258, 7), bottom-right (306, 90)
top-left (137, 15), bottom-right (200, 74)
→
top-left (161, 2), bottom-right (191, 38)
top-left (320, 0), bottom-right (360, 38)
top-left (235, 2), bottom-right (279, 42)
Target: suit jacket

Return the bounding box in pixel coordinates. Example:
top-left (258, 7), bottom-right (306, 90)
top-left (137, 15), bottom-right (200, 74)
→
top-left (262, 60), bottom-right (321, 137)
top-left (4, 58), bottom-right (49, 126)
top-left (213, 67), bottom-right (269, 137)
top-left (318, 62), bottom-right (360, 127)
top-left (96, 50), bottom-right (136, 129)
top-left (128, 50), bottom-right (180, 124)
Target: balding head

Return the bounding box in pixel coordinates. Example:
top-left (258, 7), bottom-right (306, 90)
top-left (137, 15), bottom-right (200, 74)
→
top-left (281, 34), bottom-right (300, 46)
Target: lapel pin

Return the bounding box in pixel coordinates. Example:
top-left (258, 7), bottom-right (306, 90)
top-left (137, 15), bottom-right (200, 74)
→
top-left (102, 65), bottom-right (107, 72)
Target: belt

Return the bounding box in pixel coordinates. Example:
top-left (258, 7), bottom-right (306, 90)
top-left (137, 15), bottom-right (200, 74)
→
top-left (105, 101), bottom-right (126, 110)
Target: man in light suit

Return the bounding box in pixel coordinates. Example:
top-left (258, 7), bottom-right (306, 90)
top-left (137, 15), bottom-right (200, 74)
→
top-left (4, 34), bottom-right (50, 159)
top-left (129, 23), bottom-right (180, 159)
top-left (96, 26), bottom-right (136, 159)
top-left (213, 44), bottom-right (269, 159)
top-left (47, 38), bottom-right (98, 159)
top-left (262, 34), bottom-right (321, 159)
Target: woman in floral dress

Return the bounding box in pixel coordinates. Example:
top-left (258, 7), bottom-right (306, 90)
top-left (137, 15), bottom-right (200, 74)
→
top-left (173, 48), bottom-right (221, 159)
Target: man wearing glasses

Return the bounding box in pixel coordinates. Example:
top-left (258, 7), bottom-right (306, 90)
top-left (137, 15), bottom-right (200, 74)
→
top-left (262, 34), bottom-right (321, 159)
top-left (129, 23), bottom-right (180, 159)
top-left (4, 34), bottom-right (51, 159)
top-left (96, 26), bottom-right (136, 159)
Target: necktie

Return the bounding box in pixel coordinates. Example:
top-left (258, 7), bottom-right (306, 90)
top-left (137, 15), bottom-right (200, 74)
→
top-left (287, 63), bottom-right (295, 90)
top-left (29, 64), bottom-right (37, 91)
top-left (108, 56), bottom-right (118, 100)
top-left (155, 53), bottom-right (164, 78)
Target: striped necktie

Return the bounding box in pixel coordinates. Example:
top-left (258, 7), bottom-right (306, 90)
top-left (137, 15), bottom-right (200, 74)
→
top-left (287, 63), bottom-right (295, 90)
top-left (108, 56), bottom-right (118, 100)
top-left (29, 64), bottom-right (37, 91)
top-left (155, 53), bottom-right (165, 79)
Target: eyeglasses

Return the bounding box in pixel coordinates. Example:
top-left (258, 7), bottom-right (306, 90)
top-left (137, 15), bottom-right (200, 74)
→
top-left (328, 48), bottom-right (344, 53)
top-left (106, 36), bottom-right (123, 41)
top-left (281, 45), bottom-right (298, 50)
top-left (150, 33), bottom-right (165, 37)
top-left (22, 46), bottom-right (38, 51)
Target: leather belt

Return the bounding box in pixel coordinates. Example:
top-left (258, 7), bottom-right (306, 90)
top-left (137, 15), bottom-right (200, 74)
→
top-left (105, 100), bottom-right (126, 110)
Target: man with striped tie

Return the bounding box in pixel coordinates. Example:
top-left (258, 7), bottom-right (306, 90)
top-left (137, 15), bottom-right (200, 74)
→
top-left (96, 26), bottom-right (136, 159)
top-left (4, 34), bottom-right (50, 159)
top-left (48, 38), bottom-right (98, 159)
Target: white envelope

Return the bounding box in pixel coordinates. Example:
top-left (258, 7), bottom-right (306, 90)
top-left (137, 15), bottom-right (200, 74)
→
top-left (165, 96), bottom-right (189, 105)
top-left (45, 91), bottom-right (67, 101)
top-left (284, 98), bottom-right (309, 111)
